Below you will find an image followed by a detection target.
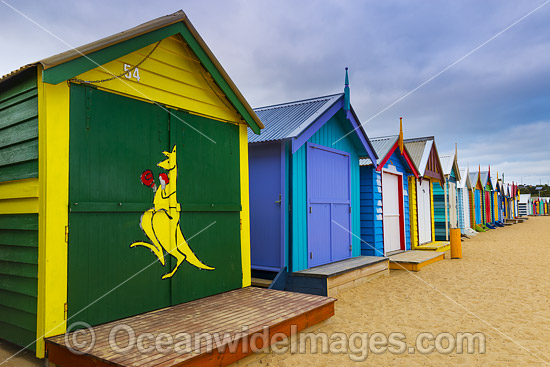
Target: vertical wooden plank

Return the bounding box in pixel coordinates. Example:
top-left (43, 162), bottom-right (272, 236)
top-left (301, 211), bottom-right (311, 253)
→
top-left (239, 124), bottom-right (250, 287)
top-left (430, 180), bottom-right (435, 242)
top-left (36, 66), bottom-right (70, 358)
top-left (408, 176), bottom-right (418, 249)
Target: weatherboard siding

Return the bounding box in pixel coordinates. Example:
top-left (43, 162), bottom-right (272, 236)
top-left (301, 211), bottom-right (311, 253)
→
top-left (360, 166), bottom-right (383, 256)
top-left (433, 181), bottom-right (446, 241)
top-left (290, 113), bottom-right (361, 272)
top-left (457, 188), bottom-right (465, 233)
top-left (0, 69), bottom-right (40, 350)
top-left (360, 149), bottom-right (411, 256)
top-left (0, 213), bottom-right (38, 350)
top-left (0, 69), bottom-right (39, 184)
top-left (434, 168), bottom-right (457, 241)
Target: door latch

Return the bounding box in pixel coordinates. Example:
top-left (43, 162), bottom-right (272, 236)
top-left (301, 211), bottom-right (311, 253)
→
top-left (274, 194), bottom-right (282, 204)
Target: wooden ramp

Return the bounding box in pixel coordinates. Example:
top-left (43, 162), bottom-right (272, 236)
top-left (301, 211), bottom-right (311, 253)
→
top-left (389, 250), bottom-right (445, 272)
top-left (289, 256), bottom-right (389, 297)
top-left (414, 241), bottom-right (450, 252)
top-left (45, 288), bottom-right (335, 367)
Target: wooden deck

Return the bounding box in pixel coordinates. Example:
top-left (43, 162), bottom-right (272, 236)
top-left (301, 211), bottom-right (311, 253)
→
top-left (389, 250), bottom-right (445, 271)
top-left (45, 287), bottom-right (335, 367)
top-left (414, 241), bottom-right (450, 252)
top-left (289, 256), bottom-right (389, 297)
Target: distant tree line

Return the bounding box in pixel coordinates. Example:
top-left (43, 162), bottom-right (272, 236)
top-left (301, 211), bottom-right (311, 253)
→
top-left (519, 184), bottom-right (550, 197)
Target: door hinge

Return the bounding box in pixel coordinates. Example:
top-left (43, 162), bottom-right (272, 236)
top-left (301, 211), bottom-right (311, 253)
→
top-left (349, 206), bottom-right (352, 213)
top-left (349, 245), bottom-right (352, 252)
top-left (65, 226), bottom-right (69, 243)
top-left (309, 206), bottom-right (312, 213)
top-left (310, 252), bottom-right (313, 259)
top-left (240, 219), bottom-right (242, 230)
top-left (64, 303), bottom-right (68, 320)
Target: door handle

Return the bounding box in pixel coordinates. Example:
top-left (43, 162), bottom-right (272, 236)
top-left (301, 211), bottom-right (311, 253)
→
top-left (274, 194), bottom-right (282, 204)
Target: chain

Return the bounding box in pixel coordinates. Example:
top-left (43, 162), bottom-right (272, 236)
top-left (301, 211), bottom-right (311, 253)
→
top-left (70, 40), bottom-right (162, 84)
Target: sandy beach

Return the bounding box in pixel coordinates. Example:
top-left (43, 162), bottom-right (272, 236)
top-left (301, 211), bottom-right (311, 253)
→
top-left (248, 216), bottom-right (550, 366)
top-left (2, 217), bottom-right (549, 366)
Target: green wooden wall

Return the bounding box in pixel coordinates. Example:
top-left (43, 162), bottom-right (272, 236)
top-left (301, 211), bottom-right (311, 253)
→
top-left (0, 214), bottom-right (38, 350)
top-left (68, 84), bottom-right (242, 327)
top-left (0, 69), bottom-right (39, 183)
top-left (0, 68), bottom-right (39, 350)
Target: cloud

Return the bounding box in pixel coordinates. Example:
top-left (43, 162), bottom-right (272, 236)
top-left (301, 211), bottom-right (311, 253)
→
top-left (1, 0), bottom-right (548, 184)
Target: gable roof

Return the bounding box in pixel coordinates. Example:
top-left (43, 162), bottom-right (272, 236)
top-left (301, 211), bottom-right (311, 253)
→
top-left (359, 135), bottom-right (397, 166)
top-left (250, 94), bottom-right (341, 143)
top-left (491, 177), bottom-right (499, 191)
top-left (480, 171), bottom-right (492, 190)
top-left (458, 168), bottom-right (472, 189)
top-left (404, 136), bottom-right (445, 184)
top-left (359, 135), bottom-right (419, 177)
top-left (249, 93), bottom-right (378, 164)
top-left (439, 152), bottom-right (461, 182)
top-left (0, 10), bottom-right (263, 133)
top-left (469, 171), bottom-right (480, 188)
top-left (439, 155), bottom-right (452, 175)
top-left (403, 139), bottom-right (426, 166)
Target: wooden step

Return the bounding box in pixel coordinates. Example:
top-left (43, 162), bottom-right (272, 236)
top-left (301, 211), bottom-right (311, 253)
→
top-left (389, 250), bottom-right (445, 272)
top-left (251, 277), bottom-right (272, 288)
top-left (290, 256), bottom-right (389, 297)
top-left (414, 241), bottom-right (450, 252)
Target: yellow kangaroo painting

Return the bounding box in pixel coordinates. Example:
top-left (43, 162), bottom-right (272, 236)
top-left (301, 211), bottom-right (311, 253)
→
top-left (131, 145), bottom-right (215, 279)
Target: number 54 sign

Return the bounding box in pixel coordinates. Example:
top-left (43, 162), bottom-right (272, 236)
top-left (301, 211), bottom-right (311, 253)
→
top-left (123, 64), bottom-right (141, 82)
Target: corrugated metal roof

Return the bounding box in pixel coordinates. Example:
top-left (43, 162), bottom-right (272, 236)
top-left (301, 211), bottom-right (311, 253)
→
top-left (0, 64), bottom-right (36, 83)
top-left (403, 137), bottom-right (433, 168)
top-left (458, 168), bottom-right (471, 189)
top-left (42, 11), bottom-right (188, 70)
top-left (359, 135), bottom-right (397, 166)
top-left (248, 94), bottom-right (342, 143)
top-left (438, 153), bottom-right (460, 182)
top-left (439, 155), bottom-right (452, 175)
top-left (479, 171), bottom-right (489, 187)
top-left (0, 11), bottom-right (187, 83)
top-left (469, 172), bottom-right (479, 186)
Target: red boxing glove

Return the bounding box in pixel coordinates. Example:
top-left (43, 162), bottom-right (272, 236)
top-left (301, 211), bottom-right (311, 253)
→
top-left (140, 169), bottom-right (155, 187)
top-left (159, 172), bottom-right (169, 185)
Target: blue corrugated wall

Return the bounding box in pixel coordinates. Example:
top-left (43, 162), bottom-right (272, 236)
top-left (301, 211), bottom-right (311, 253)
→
top-left (360, 150), bottom-right (411, 256)
top-left (457, 188), bottom-right (465, 234)
top-left (360, 167), bottom-right (383, 255)
top-left (289, 111), bottom-right (362, 272)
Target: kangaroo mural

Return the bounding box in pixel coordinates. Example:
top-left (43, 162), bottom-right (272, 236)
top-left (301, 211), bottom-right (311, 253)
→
top-left (131, 145), bottom-right (215, 279)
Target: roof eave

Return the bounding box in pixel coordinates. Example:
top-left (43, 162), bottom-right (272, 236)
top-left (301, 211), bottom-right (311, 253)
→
top-left (12, 10), bottom-right (263, 133)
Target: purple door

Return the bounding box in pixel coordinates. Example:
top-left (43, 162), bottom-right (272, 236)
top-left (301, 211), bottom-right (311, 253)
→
top-left (307, 143), bottom-right (351, 268)
top-left (249, 142), bottom-right (284, 271)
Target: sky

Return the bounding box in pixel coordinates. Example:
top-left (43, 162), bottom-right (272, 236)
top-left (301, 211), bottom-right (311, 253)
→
top-left (1, 0), bottom-right (549, 185)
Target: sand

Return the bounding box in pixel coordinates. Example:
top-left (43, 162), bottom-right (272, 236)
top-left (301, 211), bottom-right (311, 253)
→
top-left (248, 216), bottom-right (550, 366)
top-left (2, 217), bottom-right (549, 366)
